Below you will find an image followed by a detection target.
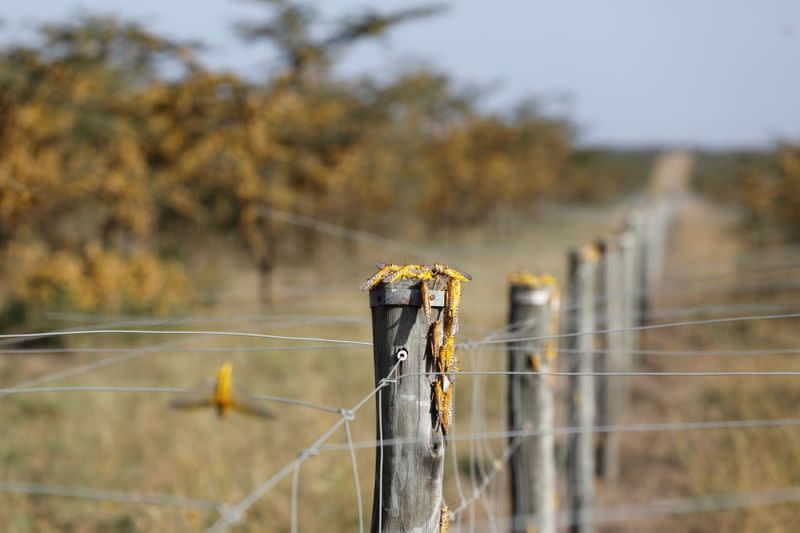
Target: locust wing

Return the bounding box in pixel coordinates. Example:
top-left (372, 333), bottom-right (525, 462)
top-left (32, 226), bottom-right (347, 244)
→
top-left (230, 388), bottom-right (274, 419)
top-left (170, 379), bottom-right (215, 411)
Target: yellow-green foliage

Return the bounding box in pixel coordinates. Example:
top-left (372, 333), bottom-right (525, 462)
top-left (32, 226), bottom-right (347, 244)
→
top-left (695, 145), bottom-right (800, 242)
top-left (3, 242), bottom-right (187, 315)
top-left (0, 13), bottom-right (572, 317)
top-left (736, 145), bottom-right (800, 241)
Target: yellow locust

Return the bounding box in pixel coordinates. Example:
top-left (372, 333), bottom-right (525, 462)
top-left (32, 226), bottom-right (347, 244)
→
top-left (170, 361), bottom-right (273, 419)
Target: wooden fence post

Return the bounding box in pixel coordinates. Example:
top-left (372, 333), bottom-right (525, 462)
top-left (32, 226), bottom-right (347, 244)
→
top-left (507, 275), bottom-right (559, 533)
top-left (625, 210), bottom-right (648, 327)
top-left (567, 245), bottom-right (598, 533)
top-left (595, 237), bottom-right (625, 482)
top-left (367, 265), bottom-right (468, 533)
top-left (646, 203), bottom-right (667, 296)
top-left (593, 240), bottom-right (607, 480)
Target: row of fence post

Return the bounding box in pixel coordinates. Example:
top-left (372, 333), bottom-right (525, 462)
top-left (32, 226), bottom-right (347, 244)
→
top-left (363, 202), bottom-right (673, 532)
top-left (505, 203), bottom-right (673, 533)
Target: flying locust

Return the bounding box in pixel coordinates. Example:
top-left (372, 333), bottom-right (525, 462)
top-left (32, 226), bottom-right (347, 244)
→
top-left (170, 361), bottom-right (273, 419)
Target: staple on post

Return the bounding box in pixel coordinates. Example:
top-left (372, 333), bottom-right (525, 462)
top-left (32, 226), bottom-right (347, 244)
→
top-left (507, 273), bottom-right (559, 533)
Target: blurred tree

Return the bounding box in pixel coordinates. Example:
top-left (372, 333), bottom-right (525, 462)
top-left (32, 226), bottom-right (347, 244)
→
top-left (235, 0), bottom-right (446, 83)
top-left (0, 7), bottom-right (581, 320)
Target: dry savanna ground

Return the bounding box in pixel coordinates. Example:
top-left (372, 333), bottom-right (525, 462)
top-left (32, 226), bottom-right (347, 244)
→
top-left (2, 152), bottom-right (800, 532)
top-left (0, 193), bottom-right (624, 531)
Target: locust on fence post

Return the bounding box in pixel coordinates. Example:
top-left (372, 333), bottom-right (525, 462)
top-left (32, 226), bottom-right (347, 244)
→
top-left (594, 237), bottom-right (626, 482)
top-left (364, 264), bottom-right (469, 533)
top-left (507, 274), bottom-right (559, 533)
top-left (566, 245), bottom-right (598, 533)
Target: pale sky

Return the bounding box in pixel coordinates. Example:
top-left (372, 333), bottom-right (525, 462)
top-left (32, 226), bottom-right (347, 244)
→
top-left (2, 0), bottom-right (799, 148)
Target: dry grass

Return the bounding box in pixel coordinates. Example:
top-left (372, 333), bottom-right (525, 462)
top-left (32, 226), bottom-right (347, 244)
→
top-left (0, 203), bottom-right (622, 532)
top-left (597, 189), bottom-right (800, 532)
top-left (4, 160), bottom-right (799, 532)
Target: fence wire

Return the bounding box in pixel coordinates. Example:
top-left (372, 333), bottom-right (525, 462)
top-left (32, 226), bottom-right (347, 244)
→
top-left (2, 200), bottom-right (800, 532)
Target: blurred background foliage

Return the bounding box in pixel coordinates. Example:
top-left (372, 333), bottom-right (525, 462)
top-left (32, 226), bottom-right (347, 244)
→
top-left (0, 1), bottom-right (796, 325)
top-left (693, 146), bottom-right (800, 242)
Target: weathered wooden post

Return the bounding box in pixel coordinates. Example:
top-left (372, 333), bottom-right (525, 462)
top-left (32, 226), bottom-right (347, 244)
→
top-left (593, 240), bottom-right (608, 480)
top-left (625, 210), bottom-right (648, 327)
top-left (507, 274), bottom-right (559, 533)
top-left (595, 236), bottom-right (626, 482)
top-left (621, 224), bottom-right (641, 352)
top-left (364, 264), bottom-right (469, 533)
top-left (566, 245), bottom-right (598, 533)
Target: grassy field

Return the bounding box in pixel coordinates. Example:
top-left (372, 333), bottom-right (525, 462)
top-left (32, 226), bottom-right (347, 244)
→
top-left (0, 197), bottom-right (626, 531)
top-left (598, 188), bottom-right (800, 532)
top-left (3, 153), bottom-right (800, 532)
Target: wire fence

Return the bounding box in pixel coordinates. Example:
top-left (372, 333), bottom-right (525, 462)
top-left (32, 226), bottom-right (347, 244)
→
top-left (2, 186), bottom-right (800, 532)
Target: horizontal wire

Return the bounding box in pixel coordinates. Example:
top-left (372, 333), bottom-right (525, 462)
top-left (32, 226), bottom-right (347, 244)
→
top-left (316, 417), bottom-right (800, 452)
top-left (557, 347), bottom-right (800, 357)
top-left (0, 481), bottom-right (225, 511)
top-left (653, 280), bottom-right (800, 301)
top-left (258, 205), bottom-right (496, 278)
top-left (461, 485), bottom-right (800, 530)
top-left (408, 370), bottom-right (800, 378)
top-left (0, 385), bottom-right (342, 413)
top-left (463, 312), bottom-right (800, 347)
top-left (662, 263), bottom-right (800, 287)
top-left (0, 328), bottom-right (373, 346)
top-left (559, 277), bottom-right (800, 316)
top-left (564, 485), bottom-right (800, 527)
top-left (0, 343), bottom-right (370, 355)
top-left (45, 311), bottom-right (368, 324)
top-left (657, 243), bottom-right (800, 278)
top-left (0, 340), bottom-right (195, 399)
top-left (470, 344), bottom-right (800, 357)
top-left (259, 205), bottom-right (431, 257)
top-left (628, 302), bottom-right (800, 322)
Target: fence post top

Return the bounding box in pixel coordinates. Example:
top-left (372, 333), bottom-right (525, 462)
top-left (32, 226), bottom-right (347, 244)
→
top-left (570, 244), bottom-right (601, 266)
top-left (368, 283), bottom-right (446, 308)
top-left (508, 272), bottom-right (558, 289)
top-left (508, 273), bottom-right (560, 309)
